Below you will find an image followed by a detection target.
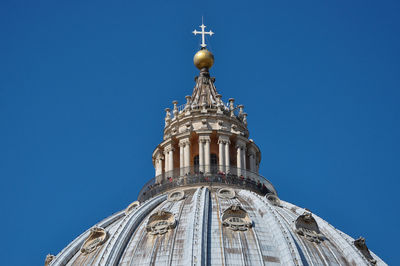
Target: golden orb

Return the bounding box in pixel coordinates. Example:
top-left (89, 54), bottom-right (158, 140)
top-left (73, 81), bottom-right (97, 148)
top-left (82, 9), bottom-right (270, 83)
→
top-left (193, 49), bottom-right (214, 69)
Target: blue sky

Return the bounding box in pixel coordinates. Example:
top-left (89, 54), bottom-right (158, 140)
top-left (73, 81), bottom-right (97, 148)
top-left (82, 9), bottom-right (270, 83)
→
top-left (1, 0), bottom-right (399, 265)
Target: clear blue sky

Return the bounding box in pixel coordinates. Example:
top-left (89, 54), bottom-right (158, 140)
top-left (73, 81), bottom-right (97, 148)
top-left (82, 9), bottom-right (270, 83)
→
top-left (1, 0), bottom-right (399, 265)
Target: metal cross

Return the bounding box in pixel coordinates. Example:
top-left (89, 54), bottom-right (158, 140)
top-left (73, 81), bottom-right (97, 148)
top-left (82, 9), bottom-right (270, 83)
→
top-left (193, 23), bottom-right (214, 48)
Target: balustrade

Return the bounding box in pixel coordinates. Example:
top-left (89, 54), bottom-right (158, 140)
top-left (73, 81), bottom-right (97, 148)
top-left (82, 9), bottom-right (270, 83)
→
top-left (138, 165), bottom-right (276, 202)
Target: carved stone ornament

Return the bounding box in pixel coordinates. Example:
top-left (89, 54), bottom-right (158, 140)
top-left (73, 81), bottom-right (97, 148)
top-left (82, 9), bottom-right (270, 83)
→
top-left (221, 204), bottom-right (252, 231)
top-left (265, 193), bottom-right (281, 206)
top-left (146, 210), bottom-right (176, 235)
top-left (44, 254), bottom-right (55, 266)
top-left (80, 227), bottom-right (108, 254)
top-left (125, 201), bottom-right (140, 215)
top-left (167, 190), bottom-right (185, 202)
top-left (217, 188), bottom-right (235, 199)
top-left (354, 237), bottom-right (377, 265)
top-left (295, 212), bottom-right (324, 243)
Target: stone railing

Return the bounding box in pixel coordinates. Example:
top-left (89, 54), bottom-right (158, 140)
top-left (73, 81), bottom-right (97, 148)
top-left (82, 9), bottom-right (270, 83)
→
top-left (174, 102), bottom-right (239, 116)
top-left (138, 166), bottom-right (277, 202)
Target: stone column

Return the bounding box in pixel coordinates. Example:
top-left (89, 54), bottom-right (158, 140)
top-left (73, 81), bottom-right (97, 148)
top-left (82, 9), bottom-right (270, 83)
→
top-left (236, 138), bottom-right (247, 176)
top-left (204, 138), bottom-right (210, 173)
top-left (164, 149), bottom-right (169, 173)
top-left (218, 139), bottom-right (225, 172)
top-left (155, 155), bottom-right (164, 184)
top-left (155, 151), bottom-right (163, 177)
top-left (179, 141), bottom-right (184, 176)
top-left (184, 140), bottom-right (190, 169)
top-left (237, 145), bottom-right (242, 175)
top-left (199, 139), bottom-right (204, 172)
top-left (218, 134), bottom-right (231, 172)
top-left (248, 146), bottom-right (257, 173)
top-left (164, 144), bottom-right (174, 176)
top-left (179, 136), bottom-right (191, 174)
top-left (168, 148), bottom-right (174, 176)
top-left (225, 141), bottom-right (230, 172)
top-left (242, 146), bottom-right (247, 172)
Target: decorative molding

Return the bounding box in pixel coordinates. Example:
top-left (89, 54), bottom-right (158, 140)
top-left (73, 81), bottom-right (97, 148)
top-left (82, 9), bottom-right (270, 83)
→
top-left (125, 201), bottom-right (140, 215)
top-left (217, 188), bottom-right (236, 199)
top-left (44, 254), bottom-right (55, 266)
top-left (265, 193), bottom-right (281, 206)
top-left (354, 237), bottom-right (377, 265)
top-left (198, 135), bottom-right (211, 143)
top-left (294, 212), bottom-right (324, 243)
top-left (221, 204), bottom-right (252, 231)
top-left (146, 210), bottom-right (176, 235)
top-left (167, 190), bottom-right (185, 202)
top-left (80, 227), bottom-right (108, 254)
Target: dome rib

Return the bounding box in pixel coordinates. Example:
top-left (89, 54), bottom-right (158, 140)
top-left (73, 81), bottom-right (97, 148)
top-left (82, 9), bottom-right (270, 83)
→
top-left (52, 211), bottom-right (125, 266)
top-left (239, 190), bottom-right (302, 265)
top-left (101, 194), bottom-right (166, 265)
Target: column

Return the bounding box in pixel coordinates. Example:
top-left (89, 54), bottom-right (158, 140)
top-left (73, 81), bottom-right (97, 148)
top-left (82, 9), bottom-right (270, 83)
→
top-left (236, 138), bottom-right (246, 177)
top-left (218, 134), bottom-right (231, 172)
top-left (168, 148), bottom-right (174, 176)
top-left (184, 140), bottom-right (190, 169)
top-left (242, 146), bottom-right (247, 176)
top-left (237, 145), bottom-right (242, 176)
top-left (249, 153), bottom-right (255, 172)
top-left (179, 137), bottom-right (191, 174)
top-left (218, 139), bottom-right (225, 172)
top-left (204, 138), bottom-right (210, 173)
top-left (155, 156), bottom-right (164, 184)
top-left (225, 141), bottom-right (230, 172)
top-left (155, 151), bottom-right (163, 176)
top-left (179, 142), bottom-right (184, 176)
top-left (164, 149), bottom-right (169, 173)
top-left (199, 139), bottom-right (204, 172)
top-left (248, 147), bottom-right (257, 173)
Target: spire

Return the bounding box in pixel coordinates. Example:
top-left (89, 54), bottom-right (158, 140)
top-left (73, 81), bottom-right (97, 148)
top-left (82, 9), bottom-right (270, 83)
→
top-left (191, 20), bottom-right (218, 108)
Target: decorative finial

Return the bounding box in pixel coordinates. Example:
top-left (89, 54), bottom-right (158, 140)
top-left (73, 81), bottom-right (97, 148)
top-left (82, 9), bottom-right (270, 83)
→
top-left (192, 20), bottom-right (214, 48)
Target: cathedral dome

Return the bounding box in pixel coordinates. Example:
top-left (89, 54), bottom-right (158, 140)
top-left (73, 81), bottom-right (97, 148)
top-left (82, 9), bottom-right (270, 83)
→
top-left (45, 24), bottom-right (386, 266)
top-left (47, 187), bottom-right (385, 265)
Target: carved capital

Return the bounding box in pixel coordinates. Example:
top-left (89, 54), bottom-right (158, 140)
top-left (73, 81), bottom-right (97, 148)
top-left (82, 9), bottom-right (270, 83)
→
top-left (178, 137), bottom-right (191, 147)
top-left (236, 144), bottom-right (246, 150)
top-left (164, 144), bottom-right (174, 153)
top-left (199, 136), bottom-right (211, 143)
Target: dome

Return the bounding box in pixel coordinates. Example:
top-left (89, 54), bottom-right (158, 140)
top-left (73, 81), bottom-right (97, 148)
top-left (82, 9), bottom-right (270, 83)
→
top-left (193, 49), bottom-right (214, 69)
top-left (46, 23), bottom-right (386, 266)
top-left (48, 186), bottom-right (385, 265)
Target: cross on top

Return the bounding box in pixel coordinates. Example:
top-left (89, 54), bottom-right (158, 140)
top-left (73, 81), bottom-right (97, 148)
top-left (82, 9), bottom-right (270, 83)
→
top-left (193, 23), bottom-right (214, 48)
